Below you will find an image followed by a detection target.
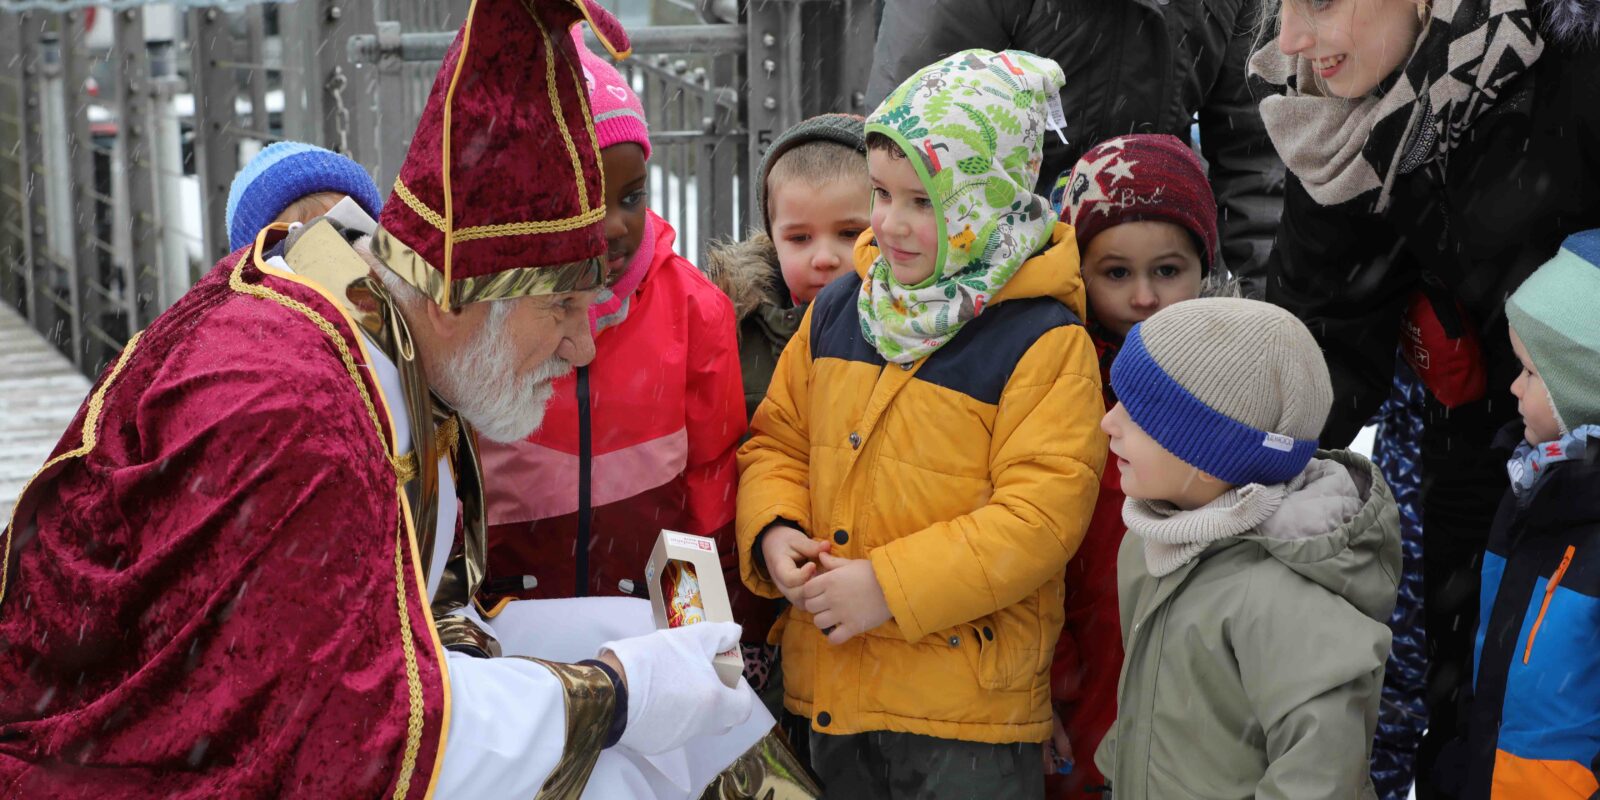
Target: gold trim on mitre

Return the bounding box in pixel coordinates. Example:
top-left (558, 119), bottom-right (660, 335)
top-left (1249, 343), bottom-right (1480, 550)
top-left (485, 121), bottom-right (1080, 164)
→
top-left (571, 0), bottom-right (631, 59)
top-left (392, 176), bottom-right (607, 242)
top-left (521, 0), bottom-right (593, 217)
top-left (423, 0), bottom-right (613, 310)
top-left (371, 226), bottom-right (604, 308)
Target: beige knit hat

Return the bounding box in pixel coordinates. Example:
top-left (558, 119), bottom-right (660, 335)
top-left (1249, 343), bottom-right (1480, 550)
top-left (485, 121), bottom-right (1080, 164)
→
top-left (1109, 298), bottom-right (1334, 485)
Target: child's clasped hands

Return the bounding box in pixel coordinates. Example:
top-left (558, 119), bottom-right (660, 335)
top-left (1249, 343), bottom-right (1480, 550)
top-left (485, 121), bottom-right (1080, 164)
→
top-left (761, 525), bottom-right (892, 645)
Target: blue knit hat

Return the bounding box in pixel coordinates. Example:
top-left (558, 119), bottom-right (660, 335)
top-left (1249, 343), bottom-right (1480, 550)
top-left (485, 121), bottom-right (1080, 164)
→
top-left (225, 142), bottom-right (383, 252)
top-left (1110, 298), bottom-right (1333, 486)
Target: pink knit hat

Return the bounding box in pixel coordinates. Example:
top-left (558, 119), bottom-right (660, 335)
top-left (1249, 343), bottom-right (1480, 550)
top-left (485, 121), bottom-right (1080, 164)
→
top-left (574, 31), bottom-right (650, 159)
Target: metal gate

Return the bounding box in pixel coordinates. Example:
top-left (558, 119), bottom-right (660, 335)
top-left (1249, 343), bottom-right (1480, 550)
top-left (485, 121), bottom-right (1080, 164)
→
top-left (0, 0), bottom-right (876, 377)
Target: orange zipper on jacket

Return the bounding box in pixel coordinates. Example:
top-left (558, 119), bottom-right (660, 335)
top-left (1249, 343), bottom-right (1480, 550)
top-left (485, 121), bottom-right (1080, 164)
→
top-left (1523, 545), bottom-right (1577, 665)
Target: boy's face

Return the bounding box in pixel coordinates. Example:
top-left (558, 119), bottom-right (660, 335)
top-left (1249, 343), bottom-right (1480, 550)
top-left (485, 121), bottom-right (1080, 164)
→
top-left (1102, 402), bottom-right (1232, 510)
top-left (770, 177), bottom-right (870, 304)
top-left (867, 148), bottom-right (940, 287)
top-left (600, 143), bottom-right (649, 282)
top-left (1082, 221), bottom-right (1205, 339)
top-left (273, 191), bottom-right (350, 228)
top-left (1508, 326), bottom-right (1561, 445)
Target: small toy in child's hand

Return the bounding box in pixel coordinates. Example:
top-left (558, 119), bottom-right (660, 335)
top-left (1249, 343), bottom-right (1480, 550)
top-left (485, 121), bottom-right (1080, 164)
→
top-left (645, 530), bottom-right (744, 688)
top-left (1044, 735), bottom-right (1074, 775)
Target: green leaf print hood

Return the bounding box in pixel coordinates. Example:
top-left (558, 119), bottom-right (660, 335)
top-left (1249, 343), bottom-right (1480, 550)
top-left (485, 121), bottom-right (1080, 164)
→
top-left (859, 49), bottom-right (1067, 364)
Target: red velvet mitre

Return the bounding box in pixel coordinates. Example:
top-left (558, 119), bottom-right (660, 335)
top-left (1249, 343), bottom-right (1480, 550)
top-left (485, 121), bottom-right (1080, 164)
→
top-left (376, 0), bottom-right (631, 309)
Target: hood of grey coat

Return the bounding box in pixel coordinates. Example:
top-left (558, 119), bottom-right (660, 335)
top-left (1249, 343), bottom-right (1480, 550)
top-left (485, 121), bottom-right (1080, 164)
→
top-left (1239, 450), bottom-right (1403, 625)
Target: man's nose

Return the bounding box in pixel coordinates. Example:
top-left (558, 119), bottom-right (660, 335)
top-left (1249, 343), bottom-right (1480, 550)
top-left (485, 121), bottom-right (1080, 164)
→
top-left (561, 313), bottom-right (597, 367)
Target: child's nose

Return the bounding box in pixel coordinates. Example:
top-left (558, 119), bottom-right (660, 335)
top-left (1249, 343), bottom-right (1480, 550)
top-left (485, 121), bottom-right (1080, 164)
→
top-left (1131, 281), bottom-right (1159, 308)
top-left (884, 206), bottom-right (912, 235)
top-left (603, 211), bottom-right (627, 243)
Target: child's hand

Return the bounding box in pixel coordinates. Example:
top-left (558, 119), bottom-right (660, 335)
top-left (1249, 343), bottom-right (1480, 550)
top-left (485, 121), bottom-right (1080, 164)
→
top-left (760, 525), bottom-right (829, 606)
top-left (1042, 709), bottom-right (1073, 776)
top-left (801, 552), bottom-right (892, 645)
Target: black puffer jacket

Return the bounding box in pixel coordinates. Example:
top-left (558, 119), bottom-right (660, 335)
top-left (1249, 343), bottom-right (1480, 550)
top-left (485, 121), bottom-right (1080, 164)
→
top-left (867, 0), bottom-right (1284, 290)
top-left (1266, 27), bottom-right (1600, 446)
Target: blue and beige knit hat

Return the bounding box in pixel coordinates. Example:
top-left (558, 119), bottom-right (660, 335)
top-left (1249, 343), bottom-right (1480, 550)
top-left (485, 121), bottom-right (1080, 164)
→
top-left (1505, 229), bottom-right (1600, 434)
top-left (1111, 298), bottom-right (1333, 486)
top-left (225, 141), bottom-right (383, 252)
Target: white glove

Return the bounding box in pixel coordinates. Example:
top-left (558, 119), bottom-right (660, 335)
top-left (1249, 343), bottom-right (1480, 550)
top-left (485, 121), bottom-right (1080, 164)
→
top-left (599, 621), bottom-right (753, 755)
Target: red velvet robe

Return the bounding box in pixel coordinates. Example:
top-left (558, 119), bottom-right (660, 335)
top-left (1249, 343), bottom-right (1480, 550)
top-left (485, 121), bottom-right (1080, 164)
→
top-left (0, 245), bottom-right (447, 798)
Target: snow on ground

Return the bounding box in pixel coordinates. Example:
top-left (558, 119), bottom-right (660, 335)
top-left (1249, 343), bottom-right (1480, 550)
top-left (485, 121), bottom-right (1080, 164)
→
top-left (0, 305), bottom-right (91, 520)
top-left (1350, 425), bottom-right (1377, 459)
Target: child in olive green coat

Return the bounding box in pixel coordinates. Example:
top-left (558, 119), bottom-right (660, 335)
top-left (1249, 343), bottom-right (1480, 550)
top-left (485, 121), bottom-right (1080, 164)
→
top-left (1097, 299), bottom-right (1400, 800)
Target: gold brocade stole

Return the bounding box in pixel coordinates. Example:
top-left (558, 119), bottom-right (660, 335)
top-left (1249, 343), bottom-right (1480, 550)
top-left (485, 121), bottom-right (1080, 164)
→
top-left (279, 220), bottom-right (490, 627)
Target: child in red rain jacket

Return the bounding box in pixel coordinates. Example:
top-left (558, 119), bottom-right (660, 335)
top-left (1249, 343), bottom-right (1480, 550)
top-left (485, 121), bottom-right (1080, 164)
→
top-left (477, 37), bottom-right (776, 673)
top-left (1046, 134), bottom-right (1221, 794)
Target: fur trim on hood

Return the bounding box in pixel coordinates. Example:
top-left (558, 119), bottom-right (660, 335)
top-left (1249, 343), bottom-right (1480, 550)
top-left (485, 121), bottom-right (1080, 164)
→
top-left (1542, 0), bottom-right (1600, 46)
top-left (702, 232), bottom-right (782, 320)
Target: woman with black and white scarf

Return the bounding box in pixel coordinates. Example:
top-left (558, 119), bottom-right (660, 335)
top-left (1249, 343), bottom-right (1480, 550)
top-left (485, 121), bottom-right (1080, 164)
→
top-left (1252, 2), bottom-right (1600, 798)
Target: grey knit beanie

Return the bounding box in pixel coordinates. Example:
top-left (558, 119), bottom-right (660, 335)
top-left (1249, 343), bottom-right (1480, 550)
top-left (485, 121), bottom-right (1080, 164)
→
top-left (756, 113), bottom-right (867, 233)
top-left (1110, 298), bottom-right (1334, 485)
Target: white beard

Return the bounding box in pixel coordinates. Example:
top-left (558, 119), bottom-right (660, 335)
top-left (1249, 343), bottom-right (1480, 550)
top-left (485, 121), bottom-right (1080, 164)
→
top-left (430, 302), bottom-right (572, 443)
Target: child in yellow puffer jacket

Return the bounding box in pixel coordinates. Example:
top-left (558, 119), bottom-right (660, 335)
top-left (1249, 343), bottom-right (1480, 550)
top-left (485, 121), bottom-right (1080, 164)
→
top-left (736, 49), bottom-right (1107, 798)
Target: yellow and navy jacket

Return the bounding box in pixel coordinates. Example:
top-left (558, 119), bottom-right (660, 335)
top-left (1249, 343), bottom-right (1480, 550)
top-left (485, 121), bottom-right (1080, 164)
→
top-left (1466, 426), bottom-right (1600, 799)
top-left (735, 223), bottom-right (1107, 744)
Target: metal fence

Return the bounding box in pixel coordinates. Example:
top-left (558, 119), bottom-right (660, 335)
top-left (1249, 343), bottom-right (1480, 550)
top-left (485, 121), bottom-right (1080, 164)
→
top-left (0, 0), bottom-right (876, 378)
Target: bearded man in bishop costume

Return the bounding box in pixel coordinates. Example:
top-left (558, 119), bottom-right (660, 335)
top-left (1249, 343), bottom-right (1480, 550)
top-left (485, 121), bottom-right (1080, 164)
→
top-left (0, 1), bottom-right (817, 797)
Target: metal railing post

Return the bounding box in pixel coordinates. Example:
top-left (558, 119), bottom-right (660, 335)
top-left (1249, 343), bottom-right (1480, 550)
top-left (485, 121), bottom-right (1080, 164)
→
top-left (707, 49), bottom-right (742, 239)
top-left (190, 7), bottom-right (239, 265)
top-left (279, 0), bottom-right (319, 143)
top-left (245, 4), bottom-right (270, 137)
top-left (16, 13), bottom-right (48, 339)
top-left (743, 1), bottom-right (802, 226)
top-left (372, 18), bottom-right (408, 192)
top-left (113, 8), bottom-right (160, 333)
top-left (60, 11), bottom-right (98, 369)
top-left (150, 74), bottom-right (189, 308)
top-left (311, 0), bottom-right (378, 164)
top-left (0, 13), bottom-right (27, 313)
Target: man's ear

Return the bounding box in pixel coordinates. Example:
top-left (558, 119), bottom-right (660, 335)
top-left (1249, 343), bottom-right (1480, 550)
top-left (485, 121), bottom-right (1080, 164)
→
top-left (413, 296), bottom-right (458, 350)
top-left (421, 297), bottom-right (489, 350)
